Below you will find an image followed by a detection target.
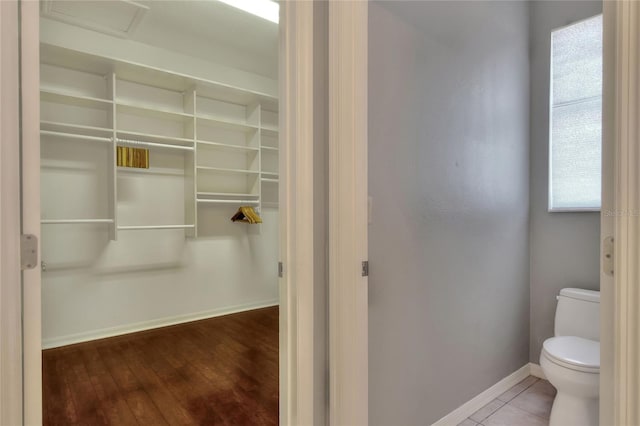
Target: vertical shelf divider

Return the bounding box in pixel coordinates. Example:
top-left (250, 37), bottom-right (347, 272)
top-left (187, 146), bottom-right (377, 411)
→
top-left (184, 88), bottom-right (197, 238)
top-left (250, 101), bottom-right (262, 233)
top-left (108, 72), bottom-right (118, 241)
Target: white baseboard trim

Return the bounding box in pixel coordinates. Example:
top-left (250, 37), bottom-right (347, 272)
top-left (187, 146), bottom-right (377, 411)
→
top-left (42, 299), bottom-right (279, 349)
top-left (431, 364), bottom-right (534, 426)
top-left (529, 362), bottom-right (546, 379)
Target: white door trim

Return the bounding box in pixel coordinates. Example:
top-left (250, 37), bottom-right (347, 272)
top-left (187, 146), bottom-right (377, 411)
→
top-left (0, 1), bottom-right (23, 424)
top-left (610, 1), bottom-right (640, 425)
top-left (600, 1), bottom-right (615, 424)
top-left (279, 1), bottom-right (316, 424)
top-left (20, 1), bottom-right (42, 423)
top-left (328, 1), bottom-right (369, 425)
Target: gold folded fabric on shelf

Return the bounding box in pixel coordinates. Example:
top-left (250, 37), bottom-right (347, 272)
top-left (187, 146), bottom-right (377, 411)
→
top-left (231, 206), bottom-right (263, 224)
top-left (116, 146), bottom-right (149, 169)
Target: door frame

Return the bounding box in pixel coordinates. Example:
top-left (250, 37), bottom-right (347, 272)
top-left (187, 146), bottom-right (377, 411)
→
top-left (279, 1), bottom-right (316, 424)
top-left (328, 1), bottom-right (368, 425)
top-left (326, 0), bottom-right (640, 425)
top-left (20, 1), bottom-right (41, 423)
top-left (600, 1), bottom-right (615, 424)
top-left (2, 1), bottom-right (318, 424)
top-left (0, 1), bottom-right (24, 424)
top-left (605, 1), bottom-right (640, 424)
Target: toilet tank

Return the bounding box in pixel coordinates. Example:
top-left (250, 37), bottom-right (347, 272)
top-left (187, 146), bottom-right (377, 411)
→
top-left (554, 288), bottom-right (600, 341)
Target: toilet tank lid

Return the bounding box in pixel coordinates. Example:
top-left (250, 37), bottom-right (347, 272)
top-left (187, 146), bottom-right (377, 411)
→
top-left (560, 288), bottom-right (600, 303)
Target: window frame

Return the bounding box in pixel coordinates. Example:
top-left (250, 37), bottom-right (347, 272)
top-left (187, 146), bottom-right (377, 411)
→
top-left (548, 14), bottom-right (603, 213)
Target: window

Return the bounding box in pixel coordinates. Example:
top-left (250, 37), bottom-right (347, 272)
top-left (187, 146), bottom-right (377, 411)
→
top-left (549, 15), bottom-right (602, 211)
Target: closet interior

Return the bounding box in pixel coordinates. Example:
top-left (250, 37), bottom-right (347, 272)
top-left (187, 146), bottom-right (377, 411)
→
top-left (39, 0), bottom-right (279, 349)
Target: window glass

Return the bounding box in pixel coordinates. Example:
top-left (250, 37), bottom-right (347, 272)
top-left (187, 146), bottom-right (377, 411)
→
top-left (549, 14), bottom-right (602, 211)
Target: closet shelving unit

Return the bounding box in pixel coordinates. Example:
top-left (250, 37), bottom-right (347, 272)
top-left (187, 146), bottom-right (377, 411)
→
top-left (259, 109), bottom-right (280, 208)
top-left (40, 64), bottom-right (117, 237)
top-left (40, 45), bottom-right (278, 240)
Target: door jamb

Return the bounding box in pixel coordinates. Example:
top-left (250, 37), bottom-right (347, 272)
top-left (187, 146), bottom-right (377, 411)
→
top-left (608, 1), bottom-right (640, 424)
top-left (328, 1), bottom-right (369, 425)
top-left (601, 1), bottom-right (614, 424)
top-left (21, 1), bottom-right (42, 423)
top-left (0, 1), bottom-right (24, 424)
top-left (279, 1), bottom-right (316, 424)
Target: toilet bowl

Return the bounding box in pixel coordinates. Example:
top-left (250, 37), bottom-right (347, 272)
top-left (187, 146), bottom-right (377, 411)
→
top-left (540, 288), bottom-right (600, 426)
top-left (541, 336), bottom-right (599, 426)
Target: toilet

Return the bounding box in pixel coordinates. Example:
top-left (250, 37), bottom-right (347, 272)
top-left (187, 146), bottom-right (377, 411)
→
top-left (540, 288), bottom-right (600, 426)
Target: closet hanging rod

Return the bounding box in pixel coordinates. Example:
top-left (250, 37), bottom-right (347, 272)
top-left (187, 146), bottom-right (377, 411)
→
top-left (197, 199), bottom-right (260, 204)
top-left (116, 138), bottom-right (194, 151)
top-left (40, 130), bottom-right (112, 143)
top-left (41, 219), bottom-right (114, 224)
top-left (118, 225), bottom-right (195, 230)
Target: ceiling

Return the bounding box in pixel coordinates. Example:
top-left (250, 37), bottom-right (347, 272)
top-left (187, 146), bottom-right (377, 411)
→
top-left (375, 0), bottom-right (526, 49)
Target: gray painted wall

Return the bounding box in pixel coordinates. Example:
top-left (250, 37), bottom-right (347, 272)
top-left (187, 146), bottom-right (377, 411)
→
top-left (368, 2), bottom-right (530, 424)
top-left (528, 1), bottom-right (602, 363)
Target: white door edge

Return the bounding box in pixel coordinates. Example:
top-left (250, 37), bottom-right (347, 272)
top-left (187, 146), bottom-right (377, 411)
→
top-left (279, 1), bottom-right (316, 424)
top-left (608, 2), bottom-right (640, 425)
top-left (328, 1), bottom-right (369, 425)
top-left (600, 1), bottom-right (615, 425)
top-left (0, 1), bottom-right (24, 424)
top-left (20, 1), bottom-right (42, 423)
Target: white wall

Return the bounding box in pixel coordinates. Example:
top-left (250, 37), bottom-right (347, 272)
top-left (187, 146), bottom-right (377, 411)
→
top-left (40, 18), bottom-right (279, 348)
top-left (131, 1), bottom-right (278, 79)
top-left (368, 2), bottom-right (530, 424)
top-left (528, 0), bottom-right (602, 362)
top-left (41, 211), bottom-right (279, 347)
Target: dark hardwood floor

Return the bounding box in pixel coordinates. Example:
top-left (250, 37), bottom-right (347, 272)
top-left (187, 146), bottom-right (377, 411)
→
top-left (43, 307), bottom-right (279, 426)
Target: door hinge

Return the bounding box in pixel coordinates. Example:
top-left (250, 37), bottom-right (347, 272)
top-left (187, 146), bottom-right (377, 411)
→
top-left (603, 236), bottom-right (614, 276)
top-left (20, 234), bottom-right (38, 270)
top-left (278, 262), bottom-right (283, 278)
top-left (362, 261), bottom-right (369, 277)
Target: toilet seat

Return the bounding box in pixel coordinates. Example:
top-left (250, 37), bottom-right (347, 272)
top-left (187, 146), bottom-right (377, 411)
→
top-left (542, 336), bottom-right (600, 373)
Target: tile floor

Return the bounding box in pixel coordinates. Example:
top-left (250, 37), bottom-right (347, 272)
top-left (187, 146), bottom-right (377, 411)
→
top-left (458, 376), bottom-right (556, 426)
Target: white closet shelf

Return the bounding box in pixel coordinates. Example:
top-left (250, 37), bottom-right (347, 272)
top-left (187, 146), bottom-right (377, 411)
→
top-left (117, 102), bottom-right (194, 122)
top-left (41, 219), bottom-right (114, 224)
top-left (261, 128), bottom-right (278, 138)
top-left (196, 166), bottom-right (259, 175)
top-left (262, 172), bottom-right (279, 177)
top-left (261, 146), bottom-right (279, 152)
top-left (197, 199), bottom-right (260, 205)
top-left (41, 130), bottom-right (112, 144)
top-left (118, 225), bottom-right (195, 230)
top-left (197, 192), bottom-right (259, 198)
top-left (196, 115), bottom-right (258, 133)
top-left (197, 140), bottom-right (259, 152)
top-left (117, 137), bottom-right (194, 152)
top-left (42, 44), bottom-right (277, 109)
top-left (41, 89), bottom-right (113, 110)
top-left (195, 85), bottom-right (277, 110)
top-left (261, 178), bottom-right (279, 183)
top-left (41, 121), bottom-right (112, 137)
top-left (117, 130), bottom-right (194, 146)
top-left (117, 167), bottom-right (185, 176)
